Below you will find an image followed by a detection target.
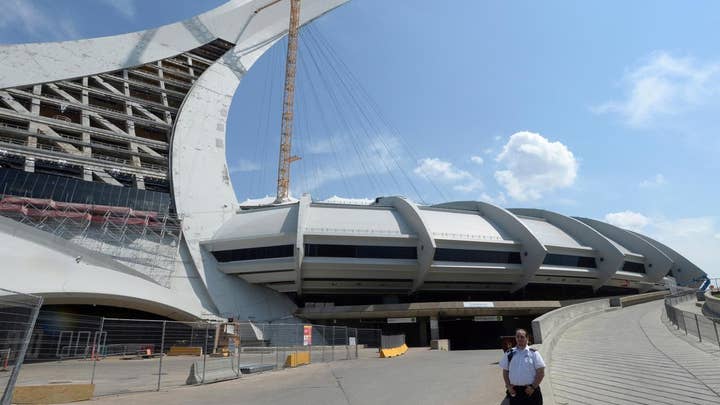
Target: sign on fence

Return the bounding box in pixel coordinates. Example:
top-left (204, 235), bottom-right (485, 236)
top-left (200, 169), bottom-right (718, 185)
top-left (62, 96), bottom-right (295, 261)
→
top-left (303, 325), bottom-right (312, 346)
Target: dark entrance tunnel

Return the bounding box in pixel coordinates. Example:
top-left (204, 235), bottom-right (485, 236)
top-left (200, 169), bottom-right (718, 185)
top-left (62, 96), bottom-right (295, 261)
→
top-left (438, 316), bottom-right (535, 350)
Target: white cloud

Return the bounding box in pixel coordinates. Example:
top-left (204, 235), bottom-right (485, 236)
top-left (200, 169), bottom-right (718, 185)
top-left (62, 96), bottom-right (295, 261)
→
top-left (229, 159), bottom-right (260, 173)
top-left (494, 135), bottom-right (502, 141)
top-left (99, 0), bottom-right (137, 19)
top-left (413, 158), bottom-right (484, 194)
top-left (715, 233), bottom-right (720, 240)
top-left (0, 1), bottom-right (78, 40)
top-left (414, 158), bottom-right (470, 182)
top-left (453, 179), bottom-right (483, 193)
top-left (493, 131), bottom-right (578, 201)
top-left (483, 148), bottom-right (494, 155)
top-left (604, 211), bottom-right (651, 232)
top-left (480, 192), bottom-right (507, 205)
top-left (639, 174), bottom-right (666, 188)
top-left (470, 156), bottom-right (484, 165)
top-left (593, 52), bottom-right (720, 127)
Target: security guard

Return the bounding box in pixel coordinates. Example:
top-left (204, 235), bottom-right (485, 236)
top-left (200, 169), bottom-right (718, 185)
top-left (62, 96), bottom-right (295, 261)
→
top-left (499, 328), bottom-right (545, 405)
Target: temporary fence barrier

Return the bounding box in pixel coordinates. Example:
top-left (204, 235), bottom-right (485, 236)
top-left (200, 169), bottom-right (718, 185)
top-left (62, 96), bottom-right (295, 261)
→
top-left (9, 312), bottom-right (381, 398)
top-left (0, 288), bottom-right (43, 405)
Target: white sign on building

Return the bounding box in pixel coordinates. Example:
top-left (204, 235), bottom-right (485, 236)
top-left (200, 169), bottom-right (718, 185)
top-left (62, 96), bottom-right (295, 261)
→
top-left (463, 301), bottom-right (495, 308)
top-left (387, 317), bottom-right (417, 324)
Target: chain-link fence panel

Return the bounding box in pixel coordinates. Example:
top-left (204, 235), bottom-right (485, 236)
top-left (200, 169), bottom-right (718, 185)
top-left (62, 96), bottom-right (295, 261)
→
top-left (5, 313), bottom-right (381, 399)
top-left (0, 289), bottom-right (42, 405)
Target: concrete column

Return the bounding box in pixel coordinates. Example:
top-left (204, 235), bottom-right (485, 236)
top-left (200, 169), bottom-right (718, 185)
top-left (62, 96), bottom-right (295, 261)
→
top-left (430, 316), bottom-right (440, 341)
top-left (135, 175), bottom-right (145, 190)
top-left (23, 157), bottom-right (35, 173)
top-left (81, 77), bottom-right (92, 158)
top-left (157, 61), bottom-right (173, 124)
top-left (83, 166), bottom-right (93, 181)
top-left (122, 70), bottom-right (142, 168)
top-left (26, 84), bottom-right (42, 148)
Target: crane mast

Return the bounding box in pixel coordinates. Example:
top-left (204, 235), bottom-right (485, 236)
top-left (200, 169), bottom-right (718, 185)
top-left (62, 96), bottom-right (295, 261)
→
top-left (275, 0), bottom-right (302, 203)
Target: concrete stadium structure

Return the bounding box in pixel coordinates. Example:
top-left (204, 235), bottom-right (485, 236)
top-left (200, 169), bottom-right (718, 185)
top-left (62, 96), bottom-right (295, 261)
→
top-left (0, 0), bottom-right (707, 326)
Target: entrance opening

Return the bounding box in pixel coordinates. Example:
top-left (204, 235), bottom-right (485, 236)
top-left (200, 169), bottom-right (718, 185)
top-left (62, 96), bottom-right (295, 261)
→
top-left (439, 316), bottom-right (534, 350)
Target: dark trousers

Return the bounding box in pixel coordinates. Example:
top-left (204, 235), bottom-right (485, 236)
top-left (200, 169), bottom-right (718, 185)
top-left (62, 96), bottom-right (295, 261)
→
top-left (507, 386), bottom-right (542, 405)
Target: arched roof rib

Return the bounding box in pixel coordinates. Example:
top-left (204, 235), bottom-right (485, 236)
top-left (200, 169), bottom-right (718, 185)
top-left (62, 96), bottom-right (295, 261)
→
top-left (629, 231), bottom-right (707, 288)
top-left (575, 217), bottom-right (672, 283)
top-left (510, 209), bottom-right (625, 291)
top-left (433, 201), bottom-right (547, 292)
top-left (375, 197), bottom-right (436, 292)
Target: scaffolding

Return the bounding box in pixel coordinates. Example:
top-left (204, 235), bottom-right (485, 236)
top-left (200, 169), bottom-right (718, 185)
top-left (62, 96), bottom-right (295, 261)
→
top-left (0, 195), bottom-right (181, 287)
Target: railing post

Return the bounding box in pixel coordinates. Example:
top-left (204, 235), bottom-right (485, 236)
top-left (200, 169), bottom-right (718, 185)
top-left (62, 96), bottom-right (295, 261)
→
top-left (90, 317), bottom-right (104, 385)
top-left (156, 320), bottom-right (166, 391)
top-left (331, 326), bottom-right (335, 361)
top-left (714, 321), bottom-right (720, 348)
top-left (694, 314), bottom-right (702, 342)
top-left (683, 313), bottom-right (688, 335)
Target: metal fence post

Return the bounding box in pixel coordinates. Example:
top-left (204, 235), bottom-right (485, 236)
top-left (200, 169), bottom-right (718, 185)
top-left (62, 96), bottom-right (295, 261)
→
top-left (321, 326), bottom-right (326, 362)
top-left (694, 314), bottom-right (702, 342)
top-left (156, 321), bottom-right (166, 390)
top-left (331, 326), bottom-right (336, 361)
top-left (202, 324), bottom-right (209, 384)
top-left (90, 317), bottom-right (104, 385)
top-left (683, 313), bottom-right (688, 335)
top-left (260, 323), bottom-right (265, 366)
top-left (0, 295), bottom-right (43, 405)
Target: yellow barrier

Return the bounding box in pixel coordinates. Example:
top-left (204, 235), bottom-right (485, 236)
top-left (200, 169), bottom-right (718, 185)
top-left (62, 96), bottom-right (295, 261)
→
top-left (284, 351), bottom-right (311, 367)
top-left (380, 344), bottom-right (408, 358)
top-left (13, 383), bottom-right (95, 404)
top-left (168, 346), bottom-right (203, 356)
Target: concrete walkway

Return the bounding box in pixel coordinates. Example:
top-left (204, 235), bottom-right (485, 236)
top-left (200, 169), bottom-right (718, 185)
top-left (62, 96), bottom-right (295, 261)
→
top-left (551, 300), bottom-right (720, 404)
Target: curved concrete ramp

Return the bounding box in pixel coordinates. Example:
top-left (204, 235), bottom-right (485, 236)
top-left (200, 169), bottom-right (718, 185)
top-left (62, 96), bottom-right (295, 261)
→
top-left (551, 300), bottom-right (720, 404)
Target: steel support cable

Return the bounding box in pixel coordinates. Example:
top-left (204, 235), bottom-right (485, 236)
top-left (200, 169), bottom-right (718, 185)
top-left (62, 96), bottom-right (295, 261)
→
top-left (301, 28), bottom-right (387, 196)
top-left (302, 36), bottom-right (387, 197)
top-left (309, 30), bottom-right (435, 205)
top-left (296, 33), bottom-right (358, 197)
top-left (305, 26), bottom-right (419, 202)
top-left (293, 63), bottom-right (310, 195)
top-left (295, 30), bottom-right (327, 195)
top-left (306, 27), bottom-right (429, 203)
top-left (309, 26), bottom-right (448, 203)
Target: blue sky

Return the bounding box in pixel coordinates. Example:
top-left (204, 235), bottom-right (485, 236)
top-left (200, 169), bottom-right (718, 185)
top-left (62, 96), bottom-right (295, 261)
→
top-left (1, 0), bottom-right (718, 277)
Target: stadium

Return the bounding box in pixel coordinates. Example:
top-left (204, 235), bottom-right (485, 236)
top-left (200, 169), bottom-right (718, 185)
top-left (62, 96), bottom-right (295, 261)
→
top-left (0, 0), bottom-right (707, 348)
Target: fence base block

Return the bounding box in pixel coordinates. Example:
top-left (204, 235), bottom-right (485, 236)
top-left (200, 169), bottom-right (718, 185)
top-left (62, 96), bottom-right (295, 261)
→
top-left (430, 339), bottom-right (450, 351)
top-left (380, 344), bottom-right (408, 358)
top-left (284, 351), bottom-right (311, 368)
top-left (13, 383), bottom-right (95, 404)
top-left (168, 346), bottom-right (202, 356)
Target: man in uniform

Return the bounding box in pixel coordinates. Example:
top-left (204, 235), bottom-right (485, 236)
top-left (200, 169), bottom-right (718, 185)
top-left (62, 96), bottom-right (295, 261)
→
top-left (499, 328), bottom-right (545, 404)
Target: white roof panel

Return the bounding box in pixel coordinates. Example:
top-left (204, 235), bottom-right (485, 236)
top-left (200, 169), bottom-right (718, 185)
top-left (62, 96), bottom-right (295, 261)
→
top-left (213, 206), bottom-right (297, 240)
top-left (517, 216), bottom-right (588, 249)
top-left (305, 206), bottom-right (414, 236)
top-left (419, 209), bottom-right (512, 242)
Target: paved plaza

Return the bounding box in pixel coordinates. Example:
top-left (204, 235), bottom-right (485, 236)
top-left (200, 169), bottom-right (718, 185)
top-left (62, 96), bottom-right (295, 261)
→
top-left (82, 348), bottom-right (508, 405)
